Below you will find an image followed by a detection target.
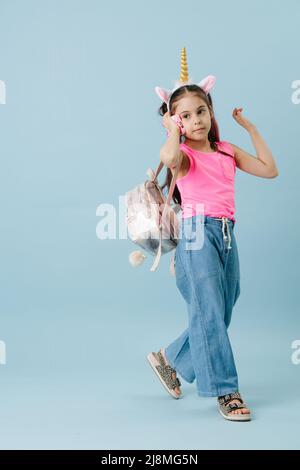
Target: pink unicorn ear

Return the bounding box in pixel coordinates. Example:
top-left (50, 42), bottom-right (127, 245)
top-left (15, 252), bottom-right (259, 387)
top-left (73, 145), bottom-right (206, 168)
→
top-left (197, 75), bottom-right (216, 94)
top-left (155, 86), bottom-right (171, 105)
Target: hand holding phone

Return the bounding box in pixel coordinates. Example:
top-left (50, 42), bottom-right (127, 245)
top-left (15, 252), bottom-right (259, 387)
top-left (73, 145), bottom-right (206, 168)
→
top-left (162, 112), bottom-right (186, 137)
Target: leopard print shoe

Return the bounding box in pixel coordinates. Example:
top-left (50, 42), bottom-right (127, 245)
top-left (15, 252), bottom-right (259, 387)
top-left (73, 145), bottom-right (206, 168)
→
top-left (218, 391), bottom-right (251, 421)
top-left (147, 349), bottom-right (182, 399)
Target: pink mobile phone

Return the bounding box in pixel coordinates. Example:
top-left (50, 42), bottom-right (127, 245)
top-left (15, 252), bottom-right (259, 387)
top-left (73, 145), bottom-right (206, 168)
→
top-left (165, 114), bottom-right (186, 137)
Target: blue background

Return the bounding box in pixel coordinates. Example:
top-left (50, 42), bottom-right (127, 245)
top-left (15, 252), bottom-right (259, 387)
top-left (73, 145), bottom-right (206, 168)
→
top-left (0, 0), bottom-right (299, 449)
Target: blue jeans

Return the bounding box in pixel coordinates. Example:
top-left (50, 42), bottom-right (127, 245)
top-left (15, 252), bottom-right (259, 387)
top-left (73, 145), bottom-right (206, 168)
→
top-left (165, 214), bottom-right (241, 397)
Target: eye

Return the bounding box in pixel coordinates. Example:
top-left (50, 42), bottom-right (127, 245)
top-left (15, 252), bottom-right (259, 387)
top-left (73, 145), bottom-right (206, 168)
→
top-left (183, 109), bottom-right (205, 119)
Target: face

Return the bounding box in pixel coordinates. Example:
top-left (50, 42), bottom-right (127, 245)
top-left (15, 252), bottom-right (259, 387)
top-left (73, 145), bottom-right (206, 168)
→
top-left (173, 94), bottom-right (213, 141)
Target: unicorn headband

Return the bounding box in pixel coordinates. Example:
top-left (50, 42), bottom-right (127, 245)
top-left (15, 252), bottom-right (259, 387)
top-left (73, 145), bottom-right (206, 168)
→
top-left (155, 47), bottom-right (216, 112)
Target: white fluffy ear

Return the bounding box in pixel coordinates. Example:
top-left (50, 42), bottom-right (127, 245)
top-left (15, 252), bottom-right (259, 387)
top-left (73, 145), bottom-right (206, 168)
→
top-left (197, 75), bottom-right (216, 94)
top-left (155, 86), bottom-right (171, 104)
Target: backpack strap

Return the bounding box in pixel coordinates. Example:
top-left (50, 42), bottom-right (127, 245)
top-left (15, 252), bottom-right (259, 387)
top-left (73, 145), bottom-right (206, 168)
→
top-left (150, 154), bottom-right (182, 272)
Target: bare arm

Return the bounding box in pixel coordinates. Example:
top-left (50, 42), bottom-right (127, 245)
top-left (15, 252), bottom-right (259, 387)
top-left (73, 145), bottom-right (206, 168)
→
top-left (160, 120), bottom-right (182, 169)
top-left (231, 108), bottom-right (279, 178)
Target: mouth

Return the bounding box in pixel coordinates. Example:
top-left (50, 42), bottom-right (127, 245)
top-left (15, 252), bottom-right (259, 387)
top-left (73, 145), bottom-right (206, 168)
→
top-left (193, 128), bottom-right (205, 132)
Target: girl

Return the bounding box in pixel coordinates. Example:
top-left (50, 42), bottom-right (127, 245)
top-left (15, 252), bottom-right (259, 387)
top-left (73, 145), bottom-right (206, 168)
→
top-left (147, 55), bottom-right (279, 422)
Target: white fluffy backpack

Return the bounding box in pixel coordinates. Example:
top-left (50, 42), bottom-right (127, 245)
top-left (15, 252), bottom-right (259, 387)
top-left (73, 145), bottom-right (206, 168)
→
top-left (125, 159), bottom-right (182, 274)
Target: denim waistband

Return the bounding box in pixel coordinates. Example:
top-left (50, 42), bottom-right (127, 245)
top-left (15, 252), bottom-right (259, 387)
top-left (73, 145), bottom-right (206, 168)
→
top-left (179, 214), bottom-right (234, 250)
top-left (181, 214), bottom-right (235, 227)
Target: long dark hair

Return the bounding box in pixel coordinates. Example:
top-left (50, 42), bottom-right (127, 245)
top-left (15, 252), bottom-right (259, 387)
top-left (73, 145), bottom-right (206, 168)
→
top-left (158, 84), bottom-right (232, 206)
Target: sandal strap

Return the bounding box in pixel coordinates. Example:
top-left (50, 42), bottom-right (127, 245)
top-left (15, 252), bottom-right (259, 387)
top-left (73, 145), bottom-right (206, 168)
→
top-left (157, 351), bottom-right (167, 367)
top-left (155, 364), bottom-right (181, 390)
top-left (226, 402), bottom-right (247, 411)
top-left (217, 391), bottom-right (244, 406)
top-left (154, 351), bottom-right (181, 390)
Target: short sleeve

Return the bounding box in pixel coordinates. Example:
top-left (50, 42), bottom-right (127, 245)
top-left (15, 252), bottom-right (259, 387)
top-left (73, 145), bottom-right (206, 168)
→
top-left (216, 141), bottom-right (235, 158)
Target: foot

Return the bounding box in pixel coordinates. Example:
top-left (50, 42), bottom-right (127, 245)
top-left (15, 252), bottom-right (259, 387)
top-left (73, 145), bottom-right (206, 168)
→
top-left (160, 348), bottom-right (181, 396)
top-left (221, 397), bottom-right (250, 415)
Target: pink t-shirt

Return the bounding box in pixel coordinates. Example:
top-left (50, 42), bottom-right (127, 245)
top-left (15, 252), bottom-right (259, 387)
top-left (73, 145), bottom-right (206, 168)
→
top-left (174, 141), bottom-right (237, 221)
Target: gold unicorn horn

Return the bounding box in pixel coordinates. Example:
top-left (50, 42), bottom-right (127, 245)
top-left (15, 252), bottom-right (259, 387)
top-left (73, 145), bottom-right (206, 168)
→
top-left (179, 47), bottom-right (189, 83)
